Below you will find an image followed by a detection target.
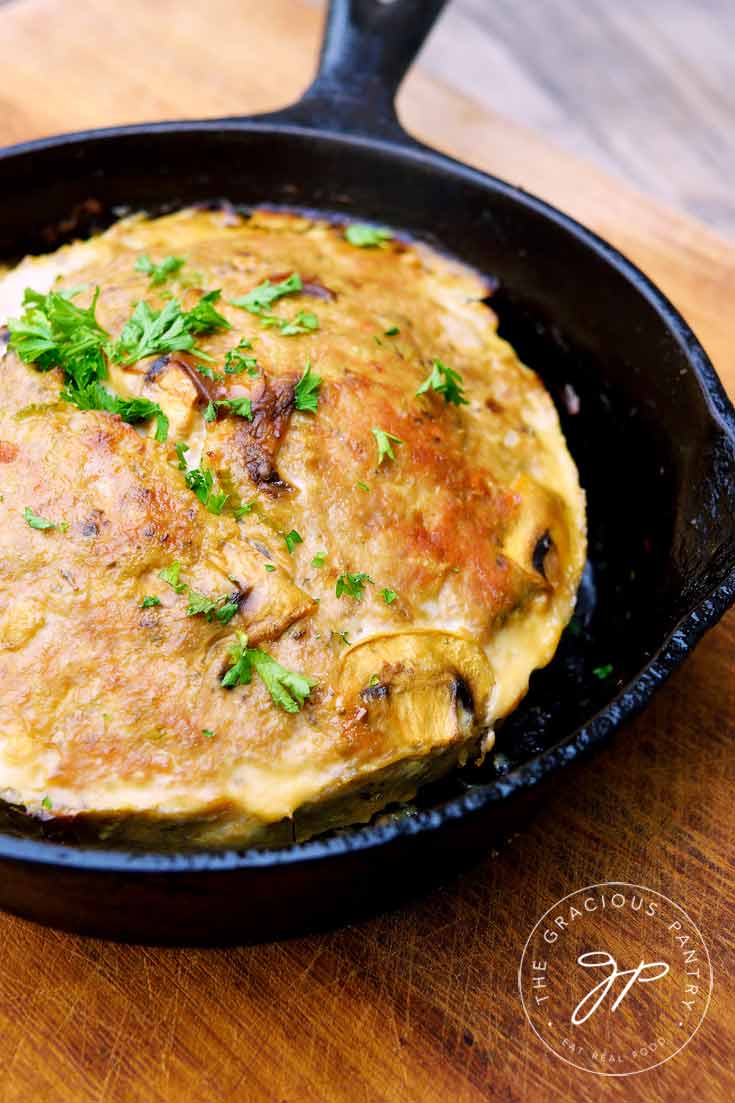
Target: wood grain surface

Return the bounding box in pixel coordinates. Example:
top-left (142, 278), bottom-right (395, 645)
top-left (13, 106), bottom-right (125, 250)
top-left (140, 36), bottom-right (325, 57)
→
top-left (0, 2), bottom-right (733, 1101)
top-left (431, 0), bottom-right (735, 238)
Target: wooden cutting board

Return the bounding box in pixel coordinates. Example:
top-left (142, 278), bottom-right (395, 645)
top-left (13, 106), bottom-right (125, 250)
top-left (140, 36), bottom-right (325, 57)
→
top-left (0, 2), bottom-right (732, 1101)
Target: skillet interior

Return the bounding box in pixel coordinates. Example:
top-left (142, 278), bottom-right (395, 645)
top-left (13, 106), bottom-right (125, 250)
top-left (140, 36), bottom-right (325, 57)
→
top-left (0, 0), bottom-right (733, 938)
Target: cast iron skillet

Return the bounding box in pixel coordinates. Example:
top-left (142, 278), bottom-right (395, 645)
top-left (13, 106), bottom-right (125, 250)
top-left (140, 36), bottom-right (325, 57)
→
top-left (0, 0), bottom-right (734, 944)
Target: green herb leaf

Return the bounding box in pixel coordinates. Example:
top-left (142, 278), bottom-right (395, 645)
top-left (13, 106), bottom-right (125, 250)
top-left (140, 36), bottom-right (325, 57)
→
top-left (175, 441), bottom-right (189, 470)
top-left (233, 502), bottom-right (255, 518)
top-left (24, 507), bottom-right (63, 531)
top-left (294, 359), bottom-right (321, 413)
top-left (356, 481), bottom-right (370, 492)
top-left (345, 224), bottom-right (393, 248)
top-left (384, 325), bottom-right (400, 336)
top-left (335, 572), bottom-right (374, 600)
top-left (221, 632), bottom-right (316, 712)
top-left (224, 339), bottom-right (258, 376)
top-left (371, 427), bottom-right (403, 465)
top-left (202, 728), bottom-right (215, 739)
top-left (112, 298), bottom-right (195, 363)
top-left (61, 380), bottom-right (169, 441)
top-left (593, 664), bottom-right (613, 680)
top-left (184, 465), bottom-right (228, 515)
top-left (284, 529), bottom-right (303, 555)
top-left (158, 561), bottom-right (187, 594)
top-left (134, 254), bottom-right (186, 286)
top-left (141, 596), bottom-right (161, 608)
top-left (311, 551), bottom-right (327, 568)
top-left (41, 796), bottom-right (53, 811)
top-left (216, 396), bottom-right (253, 420)
top-left (186, 590), bottom-right (240, 624)
top-left (229, 273), bottom-right (302, 316)
top-left (203, 400), bottom-right (217, 423)
top-left (280, 310), bottom-right (319, 336)
top-left (416, 359), bottom-right (468, 406)
top-left (9, 287), bottom-right (109, 391)
top-left (184, 289), bottom-right (231, 335)
top-left (264, 563), bottom-right (276, 572)
top-left (381, 588), bottom-right (398, 605)
top-left (195, 363), bottom-right (224, 382)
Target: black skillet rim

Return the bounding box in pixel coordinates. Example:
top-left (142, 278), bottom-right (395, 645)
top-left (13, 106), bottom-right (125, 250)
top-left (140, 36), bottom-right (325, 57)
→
top-left (0, 117), bottom-right (733, 875)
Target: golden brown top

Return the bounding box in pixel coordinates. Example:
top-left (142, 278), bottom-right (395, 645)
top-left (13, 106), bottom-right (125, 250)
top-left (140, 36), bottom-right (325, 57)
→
top-left (0, 208), bottom-right (585, 846)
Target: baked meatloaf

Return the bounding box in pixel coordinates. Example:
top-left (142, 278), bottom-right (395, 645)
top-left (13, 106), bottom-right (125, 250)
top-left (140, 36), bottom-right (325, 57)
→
top-left (0, 207), bottom-right (586, 847)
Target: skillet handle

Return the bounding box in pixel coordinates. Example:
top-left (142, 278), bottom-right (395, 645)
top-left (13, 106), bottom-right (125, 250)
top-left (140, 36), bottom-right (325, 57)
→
top-left (256, 0), bottom-right (448, 141)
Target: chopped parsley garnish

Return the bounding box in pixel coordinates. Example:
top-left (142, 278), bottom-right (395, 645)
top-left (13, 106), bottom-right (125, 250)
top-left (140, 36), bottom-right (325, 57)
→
top-left (112, 291), bottom-right (229, 365)
top-left (311, 551), bottom-right (326, 568)
top-left (334, 630), bottom-right (351, 646)
top-left (233, 502), bottom-right (255, 518)
top-left (112, 298), bottom-right (196, 363)
top-left (335, 572), bottom-right (374, 600)
top-left (294, 359), bottom-right (321, 413)
top-left (356, 481), bottom-right (370, 492)
top-left (175, 441), bottom-right (189, 470)
top-left (593, 664), bottom-right (613, 680)
top-left (284, 529), bottom-right (303, 555)
top-left (416, 359), bottom-right (468, 406)
top-left (184, 290), bottom-right (231, 335)
top-left (7, 288), bottom-right (171, 438)
top-left (158, 563), bottom-right (240, 625)
top-left (371, 427), bottom-right (403, 465)
top-left (203, 400), bottom-right (217, 423)
top-left (381, 588), bottom-right (398, 604)
top-left (134, 254), bottom-right (186, 286)
top-left (230, 273), bottom-right (302, 316)
top-left (224, 339), bottom-right (258, 376)
top-left (215, 396), bottom-right (254, 420)
top-left (345, 224), bottom-right (393, 248)
top-left (41, 796), bottom-right (53, 811)
top-left (279, 310), bottom-right (319, 336)
top-left (62, 380), bottom-right (169, 441)
top-left (384, 325), bottom-right (400, 336)
top-left (195, 363), bottom-right (224, 382)
top-left (229, 274), bottom-right (318, 335)
top-left (9, 287), bottom-right (108, 383)
top-left (141, 596), bottom-right (161, 608)
top-left (184, 465), bottom-right (228, 514)
top-left (23, 507), bottom-right (66, 532)
top-left (158, 561), bottom-right (187, 594)
top-left (265, 563), bottom-right (276, 572)
top-left (221, 632), bottom-right (316, 712)
top-left (186, 590), bottom-right (240, 625)
top-left (202, 728), bottom-right (215, 739)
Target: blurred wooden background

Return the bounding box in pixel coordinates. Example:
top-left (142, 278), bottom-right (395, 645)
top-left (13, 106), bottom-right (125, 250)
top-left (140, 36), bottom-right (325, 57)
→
top-left (321, 0), bottom-right (735, 237)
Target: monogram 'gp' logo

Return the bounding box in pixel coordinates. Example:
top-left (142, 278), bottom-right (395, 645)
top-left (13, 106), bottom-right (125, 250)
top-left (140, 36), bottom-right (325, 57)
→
top-left (518, 883), bottom-right (712, 1076)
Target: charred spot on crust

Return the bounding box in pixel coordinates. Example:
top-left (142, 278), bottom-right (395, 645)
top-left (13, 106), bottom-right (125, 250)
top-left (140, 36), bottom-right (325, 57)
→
top-left (360, 681), bottom-right (390, 703)
top-left (451, 675), bottom-right (474, 717)
top-left (532, 530), bottom-right (553, 578)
